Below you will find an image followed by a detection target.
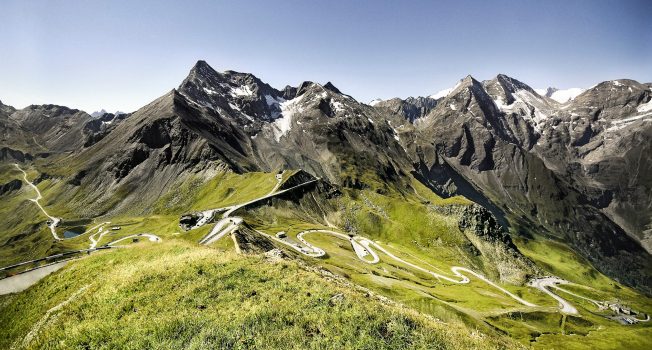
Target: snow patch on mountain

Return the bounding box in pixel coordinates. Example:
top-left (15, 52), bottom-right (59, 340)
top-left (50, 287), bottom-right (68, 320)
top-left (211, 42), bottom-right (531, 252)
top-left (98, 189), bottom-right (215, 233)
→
top-left (430, 81), bottom-right (462, 99)
top-left (534, 87), bottom-right (584, 103)
top-left (272, 95), bottom-right (305, 141)
top-left (605, 111), bottom-right (652, 132)
top-left (264, 95), bottom-right (284, 106)
top-left (231, 85), bottom-right (254, 97)
top-left (492, 90), bottom-right (552, 131)
top-left (203, 87), bottom-right (218, 95)
top-left (369, 99), bottom-right (382, 106)
top-left (228, 102), bottom-right (254, 121)
top-left (549, 88), bottom-right (584, 103)
top-left (331, 100), bottom-right (344, 113)
top-left (637, 99), bottom-right (652, 113)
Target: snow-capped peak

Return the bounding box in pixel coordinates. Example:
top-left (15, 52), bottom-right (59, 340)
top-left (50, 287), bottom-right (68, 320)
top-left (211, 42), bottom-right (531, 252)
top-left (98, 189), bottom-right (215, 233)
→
top-left (430, 80), bottom-right (462, 100)
top-left (369, 98), bottom-right (383, 106)
top-left (549, 88), bottom-right (584, 103)
top-left (534, 87), bottom-right (584, 103)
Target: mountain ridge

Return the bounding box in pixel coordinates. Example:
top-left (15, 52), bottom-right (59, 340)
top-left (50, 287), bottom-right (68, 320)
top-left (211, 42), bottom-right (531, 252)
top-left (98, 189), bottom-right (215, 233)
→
top-left (1, 60), bottom-right (651, 295)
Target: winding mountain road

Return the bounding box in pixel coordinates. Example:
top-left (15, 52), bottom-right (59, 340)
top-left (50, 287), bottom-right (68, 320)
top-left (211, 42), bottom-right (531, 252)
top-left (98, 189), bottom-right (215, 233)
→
top-left (528, 277), bottom-right (578, 314)
top-left (106, 233), bottom-right (162, 246)
top-left (185, 173), bottom-right (641, 317)
top-left (88, 225), bottom-right (109, 249)
top-left (14, 164), bottom-right (113, 248)
top-left (14, 163), bottom-right (62, 240)
top-left (3, 168), bottom-right (162, 295)
top-left (261, 228), bottom-right (536, 307)
top-left (194, 177), bottom-right (320, 245)
top-left (199, 218), bottom-right (242, 245)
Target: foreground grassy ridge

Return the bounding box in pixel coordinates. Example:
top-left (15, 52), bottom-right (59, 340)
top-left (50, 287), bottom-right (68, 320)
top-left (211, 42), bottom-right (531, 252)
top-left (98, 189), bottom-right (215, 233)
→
top-left (0, 240), bottom-right (520, 350)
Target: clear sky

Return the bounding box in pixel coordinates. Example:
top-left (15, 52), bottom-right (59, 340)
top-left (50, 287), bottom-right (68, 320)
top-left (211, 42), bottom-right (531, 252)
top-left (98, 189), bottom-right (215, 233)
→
top-left (1, 0), bottom-right (650, 113)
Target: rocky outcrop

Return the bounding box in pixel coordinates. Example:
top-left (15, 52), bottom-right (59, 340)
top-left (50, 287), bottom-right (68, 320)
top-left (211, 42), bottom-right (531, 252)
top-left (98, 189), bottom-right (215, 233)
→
top-left (0, 179), bottom-right (22, 196)
top-left (234, 224), bottom-right (276, 253)
top-left (373, 96), bottom-right (438, 122)
top-left (457, 204), bottom-right (540, 285)
top-left (458, 204), bottom-right (516, 250)
top-left (0, 147), bottom-right (32, 162)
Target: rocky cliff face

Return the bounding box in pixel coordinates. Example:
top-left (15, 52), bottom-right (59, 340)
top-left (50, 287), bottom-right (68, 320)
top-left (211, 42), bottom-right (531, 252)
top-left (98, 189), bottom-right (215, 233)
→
top-left (0, 101), bottom-right (130, 159)
top-left (458, 204), bottom-right (540, 285)
top-left (398, 74), bottom-right (651, 294)
top-left (0, 179), bottom-right (22, 196)
top-left (533, 80), bottom-right (652, 252)
top-left (373, 96), bottom-right (438, 122)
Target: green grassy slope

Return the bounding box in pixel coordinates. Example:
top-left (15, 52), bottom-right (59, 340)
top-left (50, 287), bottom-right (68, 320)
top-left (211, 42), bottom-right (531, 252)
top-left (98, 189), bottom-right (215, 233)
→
top-left (0, 240), bottom-right (520, 350)
top-left (243, 172), bottom-right (652, 349)
top-left (0, 164), bottom-right (282, 266)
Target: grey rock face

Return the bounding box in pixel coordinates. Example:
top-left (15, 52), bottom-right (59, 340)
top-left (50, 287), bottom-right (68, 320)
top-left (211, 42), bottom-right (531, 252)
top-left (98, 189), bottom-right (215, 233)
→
top-left (458, 204), bottom-right (516, 249)
top-left (178, 60), bottom-right (287, 127)
top-left (407, 74), bottom-right (652, 294)
top-left (373, 96), bottom-right (438, 122)
top-left (0, 179), bottom-right (22, 196)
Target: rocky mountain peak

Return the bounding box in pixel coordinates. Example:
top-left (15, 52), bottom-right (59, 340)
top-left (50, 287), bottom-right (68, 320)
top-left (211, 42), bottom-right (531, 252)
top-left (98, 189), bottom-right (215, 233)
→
top-left (295, 81), bottom-right (319, 97)
top-left (323, 82), bottom-right (341, 94)
top-left (0, 100), bottom-right (16, 116)
top-left (90, 109), bottom-right (108, 117)
top-left (178, 60), bottom-right (286, 124)
top-left (459, 75), bottom-right (479, 88)
top-left (493, 74), bottom-right (537, 95)
top-left (571, 79), bottom-right (649, 110)
top-left (189, 60), bottom-right (217, 78)
top-left (373, 96), bottom-right (438, 123)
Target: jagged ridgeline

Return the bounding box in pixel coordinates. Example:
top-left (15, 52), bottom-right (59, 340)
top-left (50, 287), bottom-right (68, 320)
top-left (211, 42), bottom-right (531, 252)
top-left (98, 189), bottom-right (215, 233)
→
top-left (2, 61), bottom-right (649, 294)
top-left (1, 61), bottom-right (652, 348)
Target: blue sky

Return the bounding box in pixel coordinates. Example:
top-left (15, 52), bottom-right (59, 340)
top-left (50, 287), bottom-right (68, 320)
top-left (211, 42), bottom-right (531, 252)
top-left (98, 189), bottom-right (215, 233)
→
top-left (1, 0), bottom-right (650, 112)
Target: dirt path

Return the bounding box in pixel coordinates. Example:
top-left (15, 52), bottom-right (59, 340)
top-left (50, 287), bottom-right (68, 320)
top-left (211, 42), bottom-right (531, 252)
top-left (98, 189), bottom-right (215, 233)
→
top-left (14, 163), bottom-right (62, 240)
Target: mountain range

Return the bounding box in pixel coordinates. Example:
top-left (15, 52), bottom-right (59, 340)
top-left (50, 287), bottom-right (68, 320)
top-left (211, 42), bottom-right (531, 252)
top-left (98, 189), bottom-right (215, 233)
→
top-left (1, 60), bottom-right (650, 295)
top-left (1, 60), bottom-right (652, 348)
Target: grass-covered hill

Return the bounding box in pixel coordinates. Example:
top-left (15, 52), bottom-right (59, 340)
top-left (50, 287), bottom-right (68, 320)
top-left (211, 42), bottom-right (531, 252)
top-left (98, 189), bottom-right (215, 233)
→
top-left (0, 240), bottom-right (521, 350)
